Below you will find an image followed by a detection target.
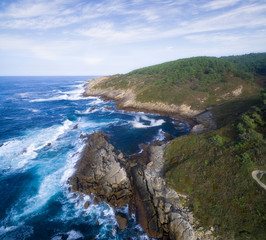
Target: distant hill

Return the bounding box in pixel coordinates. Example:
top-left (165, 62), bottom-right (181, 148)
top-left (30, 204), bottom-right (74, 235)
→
top-left (95, 53), bottom-right (265, 115)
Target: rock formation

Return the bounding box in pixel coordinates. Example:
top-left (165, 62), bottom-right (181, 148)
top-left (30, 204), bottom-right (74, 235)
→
top-left (69, 131), bottom-right (132, 209)
top-left (131, 142), bottom-right (199, 239)
top-left (69, 131), bottom-right (213, 239)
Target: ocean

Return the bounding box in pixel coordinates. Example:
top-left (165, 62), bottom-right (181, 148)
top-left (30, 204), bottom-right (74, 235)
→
top-left (0, 76), bottom-right (190, 240)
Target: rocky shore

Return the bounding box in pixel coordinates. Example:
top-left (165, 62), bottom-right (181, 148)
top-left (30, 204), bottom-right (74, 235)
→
top-left (83, 77), bottom-right (216, 134)
top-left (69, 131), bottom-right (214, 239)
top-left (67, 77), bottom-right (218, 239)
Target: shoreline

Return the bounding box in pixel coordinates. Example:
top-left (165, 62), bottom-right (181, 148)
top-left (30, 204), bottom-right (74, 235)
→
top-left (83, 77), bottom-right (217, 133)
top-left (75, 77), bottom-right (217, 239)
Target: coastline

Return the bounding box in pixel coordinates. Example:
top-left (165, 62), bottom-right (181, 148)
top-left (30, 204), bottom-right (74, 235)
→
top-left (83, 76), bottom-right (217, 133)
top-left (74, 77), bottom-right (217, 239)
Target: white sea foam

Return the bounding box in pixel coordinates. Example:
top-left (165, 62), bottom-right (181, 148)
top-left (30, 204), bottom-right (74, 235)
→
top-left (131, 115), bottom-right (165, 128)
top-left (30, 83), bottom-right (87, 102)
top-left (0, 119), bottom-right (73, 170)
top-left (89, 98), bottom-right (104, 105)
top-left (75, 107), bottom-right (98, 115)
top-left (60, 143), bottom-right (85, 186)
top-left (66, 230), bottom-right (84, 240)
top-left (51, 236), bottom-right (62, 240)
top-left (0, 225), bottom-right (18, 235)
top-left (154, 129), bottom-right (165, 141)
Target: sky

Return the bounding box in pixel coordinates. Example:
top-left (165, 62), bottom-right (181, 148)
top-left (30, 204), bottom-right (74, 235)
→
top-left (0, 0), bottom-right (266, 76)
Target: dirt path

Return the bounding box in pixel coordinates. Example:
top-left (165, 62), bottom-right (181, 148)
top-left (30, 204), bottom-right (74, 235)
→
top-left (252, 170), bottom-right (266, 190)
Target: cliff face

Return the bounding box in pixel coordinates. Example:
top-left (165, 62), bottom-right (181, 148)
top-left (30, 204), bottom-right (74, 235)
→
top-left (69, 131), bottom-right (212, 239)
top-left (84, 77), bottom-right (202, 118)
top-left (69, 131), bottom-right (132, 209)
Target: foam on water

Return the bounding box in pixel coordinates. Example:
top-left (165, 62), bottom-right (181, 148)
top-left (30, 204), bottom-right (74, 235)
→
top-left (131, 115), bottom-right (165, 128)
top-left (30, 83), bottom-right (87, 102)
top-left (75, 107), bottom-right (98, 115)
top-left (0, 76), bottom-right (189, 239)
top-left (0, 119), bottom-right (74, 171)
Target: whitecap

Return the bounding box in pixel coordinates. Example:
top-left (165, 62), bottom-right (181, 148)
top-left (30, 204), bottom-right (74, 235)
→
top-left (89, 98), bottom-right (104, 105)
top-left (66, 230), bottom-right (84, 240)
top-left (154, 129), bottom-right (165, 141)
top-left (0, 119), bottom-right (73, 170)
top-left (0, 225), bottom-right (18, 235)
top-left (75, 107), bottom-right (98, 115)
top-left (131, 115), bottom-right (165, 128)
top-left (29, 82), bottom-right (88, 102)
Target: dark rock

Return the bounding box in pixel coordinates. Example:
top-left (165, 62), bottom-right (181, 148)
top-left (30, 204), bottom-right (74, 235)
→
top-left (72, 124), bottom-right (78, 130)
top-left (79, 133), bottom-right (90, 139)
top-left (115, 212), bottom-right (128, 232)
top-left (131, 165), bottom-right (163, 238)
top-left (84, 201), bottom-right (90, 209)
top-left (73, 193), bottom-right (78, 198)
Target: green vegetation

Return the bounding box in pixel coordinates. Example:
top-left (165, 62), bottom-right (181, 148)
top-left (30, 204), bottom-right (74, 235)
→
top-left (94, 53), bottom-right (266, 238)
top-left (95, 53), bottom-right (266, 109)
top-left (222, 53), bottom-right (266, 75)
top-left (164, 95), bottom-right (266, 239)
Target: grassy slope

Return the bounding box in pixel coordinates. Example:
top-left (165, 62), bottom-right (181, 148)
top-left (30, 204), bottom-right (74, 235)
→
top-left (164, 99), bottom-right (266, 239)
top-left (95, 54), bottom-right (265, 110)
top-left (96, 53), bottom-right (266, 238)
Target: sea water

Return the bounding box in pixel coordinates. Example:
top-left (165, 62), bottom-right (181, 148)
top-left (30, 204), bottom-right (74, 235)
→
top-left (0, 76), bottom-right (190, 240)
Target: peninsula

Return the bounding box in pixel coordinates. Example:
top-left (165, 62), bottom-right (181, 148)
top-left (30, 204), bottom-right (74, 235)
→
top-left (71, 53), bottom-right (266, 239)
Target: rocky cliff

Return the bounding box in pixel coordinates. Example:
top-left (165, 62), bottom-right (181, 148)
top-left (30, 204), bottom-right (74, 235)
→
top-left (69, 131), bottom-right (132, 209)
top-left (69, 131), bottom-right (212, 239)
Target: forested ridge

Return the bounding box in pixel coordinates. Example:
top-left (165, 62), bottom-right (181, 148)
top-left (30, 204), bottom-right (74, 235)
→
top-left (96, 53), bottom-right (265, 109)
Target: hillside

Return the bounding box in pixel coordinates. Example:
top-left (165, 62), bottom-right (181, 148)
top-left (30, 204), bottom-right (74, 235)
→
top-left (164, 92), bottom-right (266, 239)
top-left (85, 53), bottom-right (266, 239)
top-left (90, 54), bottom-right (265, 117)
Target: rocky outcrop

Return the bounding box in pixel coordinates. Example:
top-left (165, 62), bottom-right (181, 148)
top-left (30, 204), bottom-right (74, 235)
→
top-left (131, 142), bottom-right (201, 239)
top-left (69, 131), bottom-right (132, 209)
top-left (191, 110), bottom-right (217, 134)
top-left (69, 131), bottom-right (214, 239)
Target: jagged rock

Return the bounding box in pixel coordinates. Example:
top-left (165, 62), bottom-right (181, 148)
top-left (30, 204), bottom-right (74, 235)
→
top-left (69, 131), bottom-right (132, 209)
top-left (72, 124), bottom-right (78, 129)
top-left (84, 201), bottom-right (90, 209)
top-left (69, 131), bottom-right (212, 239)
top-left (115, 212), bottom-right (128, 232)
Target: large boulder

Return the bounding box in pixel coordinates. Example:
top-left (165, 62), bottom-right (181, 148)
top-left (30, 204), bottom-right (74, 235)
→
top-left (69, 131), bottom-right (132, 209)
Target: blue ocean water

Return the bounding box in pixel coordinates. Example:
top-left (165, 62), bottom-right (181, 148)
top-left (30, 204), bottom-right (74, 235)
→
top-left (0, 76), bottom-right (190, 240)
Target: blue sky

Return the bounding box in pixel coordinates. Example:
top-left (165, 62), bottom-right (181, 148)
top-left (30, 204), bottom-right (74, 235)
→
top-left (0, 0), bottom-right (266, 76)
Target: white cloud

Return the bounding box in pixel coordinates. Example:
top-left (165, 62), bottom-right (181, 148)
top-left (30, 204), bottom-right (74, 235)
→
top-left (77, 22), bottom-right (156, 43)
top-left (202, 0), bottom-right (241, 10)
top-left (0, 0), bottom-right (266, 75)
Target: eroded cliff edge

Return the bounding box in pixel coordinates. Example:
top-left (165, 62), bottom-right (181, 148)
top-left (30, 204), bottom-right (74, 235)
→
top-left (83, 77), bottom-right (217, 134)
top-left (69, 131), bottom-right (213, 239)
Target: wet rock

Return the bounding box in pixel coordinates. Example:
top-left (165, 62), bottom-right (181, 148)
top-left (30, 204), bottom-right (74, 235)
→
top-left (72, 124), bottom-right (78, 129)
top-left (115, 212), bottom-right (128, 232)
top-left (84, 201), bottom-right (90, 209)
top-left (69, 131), bottom-right (132, 209)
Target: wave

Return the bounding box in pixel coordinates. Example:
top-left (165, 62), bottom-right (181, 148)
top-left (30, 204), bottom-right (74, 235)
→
top-left (29, 83), bottom-right (87, 102)
top-left (89, 98), bottom-right (104, 105)
top-left (154, 129), bottom-right (165, 141)
top-left (0, 119), bottom-right (73, 171)
top-left (11, 142), bottom-right (84, 221)
top-left (131, 115), bottom-right (165, 128)
top-left (75, 107), bottom-right (98, 115)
